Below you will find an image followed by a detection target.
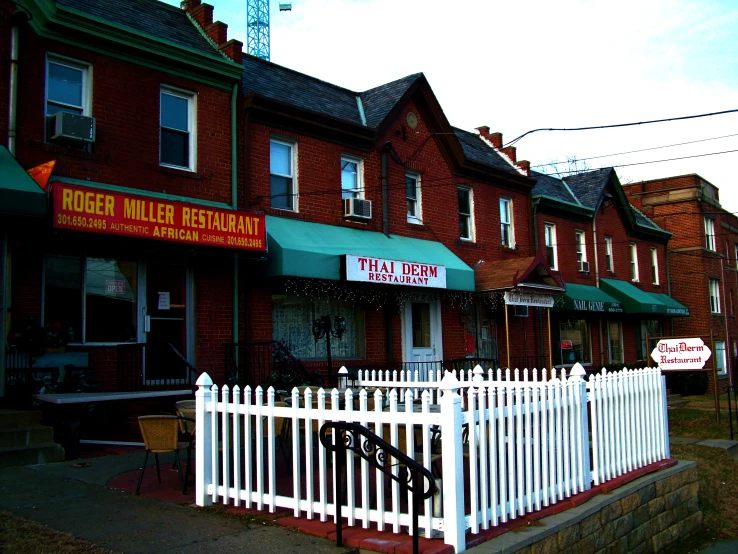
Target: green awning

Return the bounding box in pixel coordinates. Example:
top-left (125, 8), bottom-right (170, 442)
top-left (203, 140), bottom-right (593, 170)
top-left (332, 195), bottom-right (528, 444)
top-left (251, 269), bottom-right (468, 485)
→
top-left (265, 216), bottom-right (475, 291)
top-left (0, 146), bottom-right (46, 217)
top-left (554, 283), bottom-right (623, 313)
top-left (648, 292), bottom-right (690, 316)
top-left (599, 278), bottom-right (666, 315)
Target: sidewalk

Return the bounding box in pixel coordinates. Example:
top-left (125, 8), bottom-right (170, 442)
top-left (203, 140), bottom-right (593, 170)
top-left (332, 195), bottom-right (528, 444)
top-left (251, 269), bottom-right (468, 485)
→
top-left (0, 449), bottom-right (354, 554)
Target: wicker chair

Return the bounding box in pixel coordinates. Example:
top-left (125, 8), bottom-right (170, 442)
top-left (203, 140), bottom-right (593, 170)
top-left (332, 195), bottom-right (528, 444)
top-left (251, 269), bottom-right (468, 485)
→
top-left (174, 400), bottom-right (196, 486)
top-left (136, 415), bottom-right (190, 495)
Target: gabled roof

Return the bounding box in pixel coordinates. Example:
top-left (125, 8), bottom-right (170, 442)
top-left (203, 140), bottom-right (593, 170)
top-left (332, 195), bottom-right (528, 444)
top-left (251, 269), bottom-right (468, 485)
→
top-left (241, 55), bottom-right (364, 124)
top-left (454, 128), bottom-right (521, 176)
top-left (360, 74), bottom-right (423, 128)
top-left (630, 203), bottom-right (669, 236)
top-left (531, 171), bottom-right (581, 206)
top-left (562, 168), bottom-right (613, 210)
top-left (475, 254), bottom-right (564, 293)
top-left (56, 0), bottom-right (223, 59)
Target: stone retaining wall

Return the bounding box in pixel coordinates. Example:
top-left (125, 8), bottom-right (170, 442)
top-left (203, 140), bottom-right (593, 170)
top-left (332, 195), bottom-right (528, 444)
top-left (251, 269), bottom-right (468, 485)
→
top-left (473, 461), bottom-right (702, 553)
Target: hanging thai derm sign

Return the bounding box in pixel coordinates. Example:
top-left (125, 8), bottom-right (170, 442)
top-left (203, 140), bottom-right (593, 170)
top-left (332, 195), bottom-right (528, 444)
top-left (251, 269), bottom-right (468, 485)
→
top-left (504, 291), bottom-right (554, 307)
top-left (651, 338), bottom-right (712, 371)
top-left (345, 255), bottom-right (446, 288)
top-left (52, 183), bottom-right (266, 251)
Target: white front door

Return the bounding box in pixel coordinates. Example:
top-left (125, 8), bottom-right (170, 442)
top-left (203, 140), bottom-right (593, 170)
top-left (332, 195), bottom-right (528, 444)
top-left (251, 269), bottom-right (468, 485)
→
top-left (403, 300), bottom-right (442, 379)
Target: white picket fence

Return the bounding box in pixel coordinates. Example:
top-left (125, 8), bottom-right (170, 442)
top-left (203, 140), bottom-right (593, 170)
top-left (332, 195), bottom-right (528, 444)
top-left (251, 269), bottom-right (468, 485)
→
top-left (195, 364), bottom-right (669, 553)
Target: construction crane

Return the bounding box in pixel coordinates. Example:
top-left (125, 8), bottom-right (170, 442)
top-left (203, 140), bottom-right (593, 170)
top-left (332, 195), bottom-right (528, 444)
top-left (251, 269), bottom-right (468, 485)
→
top-left (246, 0), bottom-right (292, 61)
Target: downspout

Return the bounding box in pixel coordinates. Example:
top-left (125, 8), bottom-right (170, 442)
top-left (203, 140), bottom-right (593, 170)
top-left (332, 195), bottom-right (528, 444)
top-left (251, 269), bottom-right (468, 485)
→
top-left (666, 247), bottom-right (674, 336)
top-left (592, 216), bottom-right (604, 366)
top-left (231, 82), bottom-right (239, 356)
top-left (381, 144), bottom-right (392, 363)
top-left (381, 143), bottom-right (390, 237)
top-left (7, 23), bottom-right (19, 153)
top-left (532, 197), bottom-right (545, 366)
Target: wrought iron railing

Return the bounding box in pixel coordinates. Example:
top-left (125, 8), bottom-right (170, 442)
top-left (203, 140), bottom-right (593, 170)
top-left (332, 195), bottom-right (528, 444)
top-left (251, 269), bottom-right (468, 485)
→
top-left (117, 342), bottom-right (196, 392)
top-left (508, 355), bottom-right (548, 370)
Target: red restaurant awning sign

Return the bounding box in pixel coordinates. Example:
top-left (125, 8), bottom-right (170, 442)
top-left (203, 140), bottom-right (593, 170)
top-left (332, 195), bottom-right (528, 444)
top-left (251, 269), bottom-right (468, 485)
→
top-left (52, 182), bottom-right (266, 252)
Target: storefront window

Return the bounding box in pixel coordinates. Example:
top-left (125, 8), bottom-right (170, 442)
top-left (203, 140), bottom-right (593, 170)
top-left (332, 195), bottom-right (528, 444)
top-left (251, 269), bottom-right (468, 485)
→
top-left (608, 320), bottom-right (623, 365)
top-left (558, 319), bottom-right (591, 365)
top-left (272, 294), bottom-right (365, 360)
top-left (639, 319), bottom-right (662, 361)
top-left (44, 255), bottom-right (138, 343)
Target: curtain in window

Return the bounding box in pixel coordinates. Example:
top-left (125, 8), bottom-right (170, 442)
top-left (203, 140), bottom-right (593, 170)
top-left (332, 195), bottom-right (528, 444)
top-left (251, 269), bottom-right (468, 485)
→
top-left (272, 295), bottom-right (363, 359)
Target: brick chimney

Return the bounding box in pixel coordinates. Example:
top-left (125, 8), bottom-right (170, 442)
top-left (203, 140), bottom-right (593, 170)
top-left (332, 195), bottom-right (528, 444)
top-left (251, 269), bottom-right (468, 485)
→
top-left (475, 126), bottom-right (504, 149)
top-left (501, 146), bottom-right (516, 163)
top-left (181, 0), bottom-right (243, 64)
top-left (516, 160), bottom-right (530, 176)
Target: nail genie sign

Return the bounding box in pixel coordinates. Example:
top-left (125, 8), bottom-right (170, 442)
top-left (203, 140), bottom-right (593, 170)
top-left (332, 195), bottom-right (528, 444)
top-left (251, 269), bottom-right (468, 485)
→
top-left (345, 255), bottom-right (446, 288)
top-left (651, 338), bottom-right (712, 371)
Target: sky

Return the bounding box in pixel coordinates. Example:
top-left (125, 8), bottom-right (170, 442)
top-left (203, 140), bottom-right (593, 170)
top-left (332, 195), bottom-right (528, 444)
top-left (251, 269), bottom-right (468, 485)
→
top-left (165, 0), bottom-right (738, 211)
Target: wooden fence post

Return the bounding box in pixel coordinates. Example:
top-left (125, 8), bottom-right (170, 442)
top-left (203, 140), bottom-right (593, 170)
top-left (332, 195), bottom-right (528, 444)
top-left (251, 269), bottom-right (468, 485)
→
top-left (440, 372), bottom-right (466, 552)
top-left (196, 372), bottom-right (214, 507)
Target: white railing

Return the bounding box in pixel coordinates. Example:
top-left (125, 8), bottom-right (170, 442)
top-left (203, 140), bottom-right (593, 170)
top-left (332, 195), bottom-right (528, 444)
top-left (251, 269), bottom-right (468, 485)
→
top-left (195, 364), bottom-right (670, 553)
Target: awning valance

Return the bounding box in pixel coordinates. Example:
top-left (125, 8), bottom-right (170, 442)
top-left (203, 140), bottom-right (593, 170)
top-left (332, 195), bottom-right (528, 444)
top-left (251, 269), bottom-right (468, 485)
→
top-left (648, 292), bottom-right (690, 316)
top-left (264, 216), bottom-right (475, 291)
top-left (599, 278), bottom-right (666, 315)
top-left (554, 283), bottom-right (623, 313)
top-left (0, 146), bottom-right (46, 217)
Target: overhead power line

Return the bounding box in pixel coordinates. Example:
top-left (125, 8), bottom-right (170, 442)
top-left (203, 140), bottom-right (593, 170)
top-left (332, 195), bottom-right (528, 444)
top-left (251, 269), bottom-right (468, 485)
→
top-left (531, 132), bottom-right (738, 169)
top-left (504, 108), bottom-right (738, 147)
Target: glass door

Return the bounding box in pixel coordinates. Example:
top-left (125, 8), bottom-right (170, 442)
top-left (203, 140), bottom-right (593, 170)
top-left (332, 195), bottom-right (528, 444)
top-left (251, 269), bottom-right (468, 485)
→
top-left (145, 263), bottom-right (187, 385)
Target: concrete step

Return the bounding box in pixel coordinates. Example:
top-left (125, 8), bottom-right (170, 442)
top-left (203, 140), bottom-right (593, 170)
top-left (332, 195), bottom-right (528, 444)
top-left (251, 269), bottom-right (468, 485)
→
top-left (0, 443), bottom-right (65, 468)
top-left (667, 393), bottom-right (689, 408)
top-left (0, 425), bottom-right (55, 448)
top-left (694, 439), bottom-right (738, 460)
top-left (0, 409), bottom-right (43, 428)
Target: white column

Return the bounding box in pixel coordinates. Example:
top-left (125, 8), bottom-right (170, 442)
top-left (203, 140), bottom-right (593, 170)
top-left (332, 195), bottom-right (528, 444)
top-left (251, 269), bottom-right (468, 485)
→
top-left (196, 372), bottom-right (214, 506)
top-left (440, 372), bottom-right (466, 552)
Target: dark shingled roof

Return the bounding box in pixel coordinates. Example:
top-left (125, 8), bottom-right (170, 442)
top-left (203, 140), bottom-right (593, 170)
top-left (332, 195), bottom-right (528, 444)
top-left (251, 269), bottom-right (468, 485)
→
top-left (531, 171), bottom-right (581, 205)
top-left (241, 55), bottom-right (364, 124)
top-left (360, 74), bottom-right (422, 128)
top-left (453, 128), bottom-right (520, 175)
top-left (57, 0), bottom-right (223, 59)
top-left (562, 168), bottom-right (613, 209)
top-left (630, 203), bottom-right (663, 232)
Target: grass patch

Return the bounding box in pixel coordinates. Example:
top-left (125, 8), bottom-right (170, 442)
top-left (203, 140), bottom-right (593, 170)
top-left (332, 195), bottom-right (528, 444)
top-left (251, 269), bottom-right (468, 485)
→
top-left (665, 444), bottom-right (738, 553)
top-left (0, 511), bottom-right (116, 554)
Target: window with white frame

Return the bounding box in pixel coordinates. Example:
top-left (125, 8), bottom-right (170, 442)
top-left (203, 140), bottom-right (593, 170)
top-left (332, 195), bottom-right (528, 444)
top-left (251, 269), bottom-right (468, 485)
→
top-left (270, 139), bottom-right (296, 211)
top-left (704, 217), bottom-right (716, 251)
top-left (710, 278), bottom-right (721, 313)
top-left (341, 156), bottom-right (363, 199)
top-left (544, 223), bottom-right (557, 269)
top-left (734, 243), bottom-right (738, 268)
top-left (46, 56), bottom-right (90, 116)
top-left (406, 173), bottom-right (421, 223)
top-left (43, 255), bottom-right (138, 344)
top-left (715, 340), bottom-right (727, 375)
top-left (45, 55), bottom-right (91, 135)
top-left (640, 319), bottom-right (662, 360)
top-left (458, 187), bottom-right (474, 241)
top-left (630, 243), bottom-right (639, 282)
top-left (160, 87), bottom-right (196, 170)
top-left (605, 236), bottom-right (614, 272)
top-left (650, 247), bottom-right (659, 285)
top-left (500, 197), bottom-right (514, 248)
top-left (575, 230), bottom-right (586, 270)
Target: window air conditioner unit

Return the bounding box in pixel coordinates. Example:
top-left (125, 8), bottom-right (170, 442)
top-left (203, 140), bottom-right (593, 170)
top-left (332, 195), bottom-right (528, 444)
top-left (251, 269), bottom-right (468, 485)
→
top-left (343, 197), bottom-right (372, 220)
top-left (48, 112), bottom-right (96, 144)
top-left (579, 260), bottom-right (590, 274)
top-left (514, 305), bottom-right (529, 317)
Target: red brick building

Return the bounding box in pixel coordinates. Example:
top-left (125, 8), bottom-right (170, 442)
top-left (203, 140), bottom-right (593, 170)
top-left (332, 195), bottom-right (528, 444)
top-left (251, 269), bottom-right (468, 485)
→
top-left (0, 0), bottom-right (257, 408)
top-left (624, 174), bottom-right (735, 391)
top-left (238, 56), bottom-right (562, 381)
top-left (498, 158), bottom-right (688, 371)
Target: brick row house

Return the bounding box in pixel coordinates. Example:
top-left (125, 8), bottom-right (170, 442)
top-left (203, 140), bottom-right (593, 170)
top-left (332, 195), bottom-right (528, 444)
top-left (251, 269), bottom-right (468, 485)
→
top-left (0, 0), bottom-right (259, 421)
top-left (238, 56), bottom-right (563, 383)
top-left (625, 174), bottom-right (737, 392)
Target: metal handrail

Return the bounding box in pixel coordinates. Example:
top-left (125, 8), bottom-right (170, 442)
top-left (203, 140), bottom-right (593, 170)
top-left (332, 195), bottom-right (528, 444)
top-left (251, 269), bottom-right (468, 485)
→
top-left (319, 421), bottom-right (435, 554)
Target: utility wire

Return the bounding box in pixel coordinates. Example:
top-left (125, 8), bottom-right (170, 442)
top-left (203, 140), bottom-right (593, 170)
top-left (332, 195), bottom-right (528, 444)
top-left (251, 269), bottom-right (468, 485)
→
top-left (504, 108), bottom-right (738, 147)
top-left (531, 132), bottom-right (738, 169)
